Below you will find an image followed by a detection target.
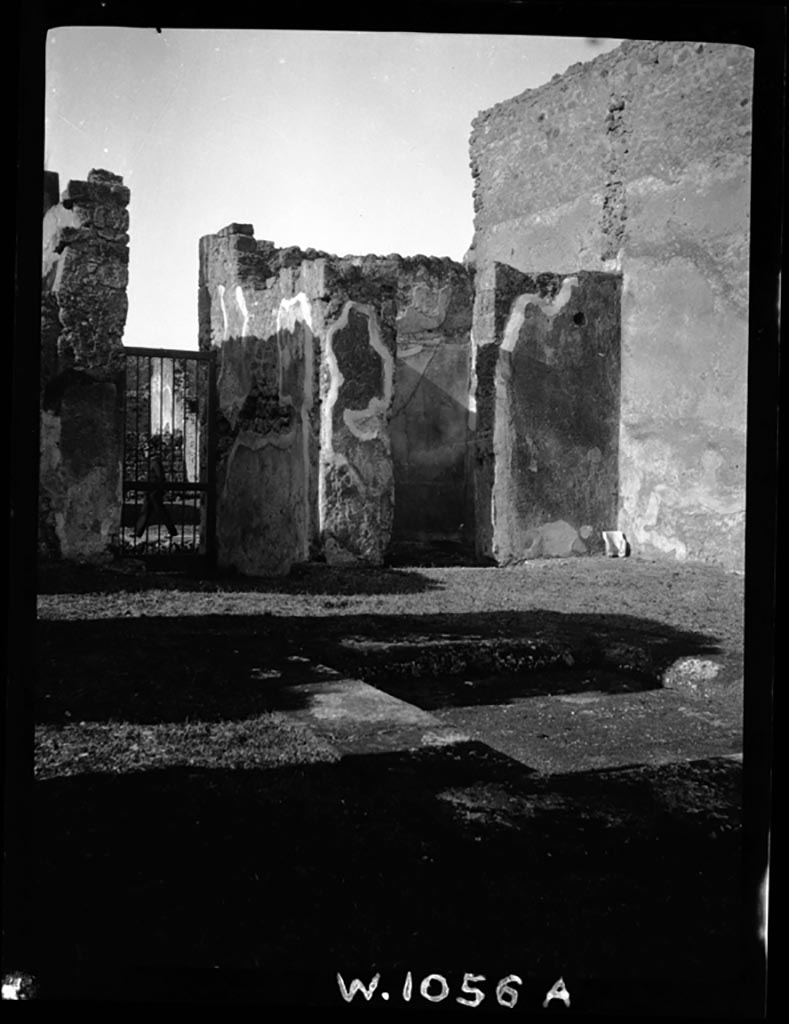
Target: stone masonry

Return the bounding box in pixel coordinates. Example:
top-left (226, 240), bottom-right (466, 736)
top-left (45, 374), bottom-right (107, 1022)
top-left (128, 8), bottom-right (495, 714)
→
top-left (198, 227), bottom-right (474, 575)
top-left (39, 169), bottom-right (130, 561)
top-left (39, 43), bottom-right (753, 576)
top-left (468, 40), bottom-right (752, 571)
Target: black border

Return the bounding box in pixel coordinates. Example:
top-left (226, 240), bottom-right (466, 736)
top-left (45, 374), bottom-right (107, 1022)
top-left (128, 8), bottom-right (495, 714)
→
top-left (12, 2), bottom-right (784, 1014)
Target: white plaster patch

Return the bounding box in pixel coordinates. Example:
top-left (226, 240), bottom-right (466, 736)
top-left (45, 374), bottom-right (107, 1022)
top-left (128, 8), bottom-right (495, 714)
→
top-left (467, 327), bottom-right (478, 416)
top-left (600, 254), bottom-right (622, 273)
top-left (344, 398), bottom-right (390, 441)
top-left (397, 343), bottom-right (427, 360)
top-left (501, 276), bottom-right (578, 353)
top-left (620, 428), bottom-right (743, 562)
top-left (217, 284), bottom-right (229, 341)
top-left (234, 285), bottom-right (250, 338)
top-left (325, 301), bottom-right (394, 444)
top-left (319, 310), bottom-right (346, 529)
top-left (276, 291), bottom-right (314, 334)
top-left (361, 303), bottom-right (394, 421)
top-left (277, 293), bottom-right (315, 559)
top-left (319, 302), bottom-right (395, 554)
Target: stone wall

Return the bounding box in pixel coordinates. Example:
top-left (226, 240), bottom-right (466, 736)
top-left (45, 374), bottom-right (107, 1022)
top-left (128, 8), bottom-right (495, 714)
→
top-left (468, 39), bottom-right (752, 570)
top-left (39, 169), bottom-right (130, 561)
top-left (198, 226), bottom-right (326, 575)
top-left (199, 227), bottom-right (474, 574)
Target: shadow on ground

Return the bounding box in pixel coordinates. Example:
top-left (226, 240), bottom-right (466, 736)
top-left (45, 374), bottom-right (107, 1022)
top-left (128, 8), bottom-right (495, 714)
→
top-left (26, 743), bottom-right (746, 1012)
top-left (36, 609), bottom-right (723, 724)
top-left (36, 562), bottom-right (447, 597)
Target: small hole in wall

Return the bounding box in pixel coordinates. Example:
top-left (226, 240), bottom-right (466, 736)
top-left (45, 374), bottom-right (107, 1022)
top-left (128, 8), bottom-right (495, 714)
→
top-left (573, 312), bottom-right (586, 326)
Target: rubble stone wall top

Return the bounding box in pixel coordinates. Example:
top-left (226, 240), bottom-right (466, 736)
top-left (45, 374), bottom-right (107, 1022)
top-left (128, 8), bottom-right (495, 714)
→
top-left (42, 168), bottom-right (131, 379)
top-left (470, 39), bottom-right (754, 235)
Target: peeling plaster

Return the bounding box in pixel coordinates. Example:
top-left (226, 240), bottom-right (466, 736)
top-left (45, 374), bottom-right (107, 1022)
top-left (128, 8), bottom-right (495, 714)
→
top-left (221, 427), bottom-right (298, 502)
top-left (324, 300), bottom-right (394, 445)
top-left (396, 283), bottom-right (452, 332)
top-left (319, 307), bottom-right (346, 529)
top-left (235, 285), bottom-right (250, 338)
top-left (501, 276), bottom-right (578, 353)
top-left (398, 343), bottom-right (429, 361)
top-left (217, 284), bottom-right (229, 341)
top-left (320, 301), bottom-right (395, 552)
top-left (344, 398), bottom-right (390, 441)
top-left (620, 430), bottom-right (745, 564)
top-left (277, 292), bottom-right (315, 334)
top-left (468, 328), bottom-right (478, 417)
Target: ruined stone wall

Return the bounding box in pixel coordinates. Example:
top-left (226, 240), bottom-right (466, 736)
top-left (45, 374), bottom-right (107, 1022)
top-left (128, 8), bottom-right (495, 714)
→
top-left (199, 227), bottom-right (474, 574)
top-left (199, 229), bottom-right (401, 574)
top-left (198, 226), bottom-right (327, 575)
top-left (39, 169), bottom-right (130, 561)
top-left (469, 40), bottom-right (752, 570)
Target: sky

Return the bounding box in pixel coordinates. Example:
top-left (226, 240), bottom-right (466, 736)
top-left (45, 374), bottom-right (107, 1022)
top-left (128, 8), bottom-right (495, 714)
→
top-left (45, 28), bottom-right (625, 350)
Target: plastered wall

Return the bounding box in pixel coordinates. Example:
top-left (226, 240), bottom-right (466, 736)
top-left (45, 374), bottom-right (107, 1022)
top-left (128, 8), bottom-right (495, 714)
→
top-left (468, 39), bottom-right (752, 570)
top-left (198, 226), bottom-right (474, 575)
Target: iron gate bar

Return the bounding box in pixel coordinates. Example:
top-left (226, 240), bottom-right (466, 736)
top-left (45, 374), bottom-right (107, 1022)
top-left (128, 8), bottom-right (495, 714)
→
top-left (123, 481), bottom-right (208, 492)
top-left (121, 346), bottom-right (217, 568)
top-left (204, 344), bottom-right (217, 564)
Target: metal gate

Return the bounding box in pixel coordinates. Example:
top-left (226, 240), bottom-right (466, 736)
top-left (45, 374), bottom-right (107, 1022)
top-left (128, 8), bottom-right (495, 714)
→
top-left (121, 347), bottom-right (216, 567)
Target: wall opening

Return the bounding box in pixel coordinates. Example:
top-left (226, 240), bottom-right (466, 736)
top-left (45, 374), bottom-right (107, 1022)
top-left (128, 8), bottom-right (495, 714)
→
top-left (121, 347), bottom-right (216, 567)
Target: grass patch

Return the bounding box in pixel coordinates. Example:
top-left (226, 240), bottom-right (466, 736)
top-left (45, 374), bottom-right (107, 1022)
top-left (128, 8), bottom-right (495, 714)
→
top-left (35, 715), bottom-right (339, 780)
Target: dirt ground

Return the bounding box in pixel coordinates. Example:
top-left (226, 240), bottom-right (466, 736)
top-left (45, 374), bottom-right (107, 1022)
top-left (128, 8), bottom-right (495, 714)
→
top-left (23, 554), bottom-right (765, 1012)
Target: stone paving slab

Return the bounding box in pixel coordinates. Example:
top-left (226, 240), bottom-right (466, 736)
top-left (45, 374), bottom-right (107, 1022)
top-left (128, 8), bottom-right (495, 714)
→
top-left (284, 677), bottom-right (472, 756)
top-left (433, 683), bottom-right (742, 775)
top-left (272, 665), bottom-right (742, 775)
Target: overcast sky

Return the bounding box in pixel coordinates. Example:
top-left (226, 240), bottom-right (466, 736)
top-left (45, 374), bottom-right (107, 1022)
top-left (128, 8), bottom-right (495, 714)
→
top-left (45, 28), bottom-right (625, 349)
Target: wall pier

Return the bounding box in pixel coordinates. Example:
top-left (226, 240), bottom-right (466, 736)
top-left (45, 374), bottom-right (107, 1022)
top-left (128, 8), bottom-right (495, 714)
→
top-left (39, 169), bottom-right (130, 562)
